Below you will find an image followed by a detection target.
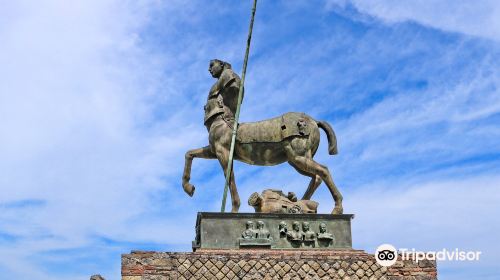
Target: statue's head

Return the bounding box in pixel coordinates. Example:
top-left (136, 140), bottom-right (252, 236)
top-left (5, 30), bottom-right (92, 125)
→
top-left (257, 221), bottom-right (264, 229)
top-left (302, 222), bottom-right (310, 231)
top-left (279, 221), bottom-right (287, 229)
top-left (209, 59), bottom-right (231, 78)
top-left (319, 222), bottom-right (327, 233)
top-left (245, 221), bottom-right (254, 229)
top-left (248, 192), bottom-right (263, 206)
top-left (292, 221), bottom-right (300, 231)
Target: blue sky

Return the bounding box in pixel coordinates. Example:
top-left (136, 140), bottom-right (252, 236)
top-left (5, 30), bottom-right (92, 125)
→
top-left (1, 0), bottom-right (499, 279)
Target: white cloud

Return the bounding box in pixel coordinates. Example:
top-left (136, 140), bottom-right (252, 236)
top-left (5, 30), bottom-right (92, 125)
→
top-left (344, 174), bottom-right (500, 279)
top-left (0, 0), bottom-right (205, 279)
top-left (341, 57), bottom-right (500, 164)
top-left (326, 0), bottom-right (500, 41)
top-left (0, 0), bottom-right (254, 277)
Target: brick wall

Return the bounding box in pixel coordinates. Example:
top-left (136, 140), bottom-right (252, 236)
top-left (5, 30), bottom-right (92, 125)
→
top-left (122, 250), bottom-right (437, 280)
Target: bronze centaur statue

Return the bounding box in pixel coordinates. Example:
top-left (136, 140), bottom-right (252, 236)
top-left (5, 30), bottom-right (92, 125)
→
top-left (182, 59), bottom-right (343, 214)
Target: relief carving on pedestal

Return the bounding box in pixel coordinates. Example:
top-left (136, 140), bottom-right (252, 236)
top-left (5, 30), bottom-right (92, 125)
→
top-left (278, 221), bottom-right (336, 248)
top-left (239, 220), bottom-right (272, 247)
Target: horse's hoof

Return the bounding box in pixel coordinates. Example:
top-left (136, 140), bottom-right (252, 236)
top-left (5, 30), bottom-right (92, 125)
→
top-left (183, 183), bottom-right (195, 197)
top-left (331, 206), bottom-right (343, 215)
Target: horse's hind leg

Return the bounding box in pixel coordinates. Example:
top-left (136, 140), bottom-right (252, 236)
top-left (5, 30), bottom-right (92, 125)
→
top-left (303, 175), bottom-right (322, 200)
top-left (289, 162), bottom-right (322, 200)
top-left (287, 154), bottom-right (343, 214)
top-left (183, 146), bottom-right (216, 196)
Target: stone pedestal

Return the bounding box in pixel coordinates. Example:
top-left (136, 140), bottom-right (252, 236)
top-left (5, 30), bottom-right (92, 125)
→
top-left (121, 250), bottom-right (437, 280)
top-left (122, 212), bottom-right (437, 279)
top-left (193, 212), bottom-right (353, 250)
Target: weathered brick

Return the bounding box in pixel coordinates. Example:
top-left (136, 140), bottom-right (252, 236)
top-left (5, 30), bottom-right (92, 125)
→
top-left (121, 250), bottom-right (437, 280)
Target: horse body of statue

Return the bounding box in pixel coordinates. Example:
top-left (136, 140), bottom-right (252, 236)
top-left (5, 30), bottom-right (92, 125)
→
top-left (182, 59), bottom-right (343, 214)
top-left (234, 112), bottom-right (336, 166)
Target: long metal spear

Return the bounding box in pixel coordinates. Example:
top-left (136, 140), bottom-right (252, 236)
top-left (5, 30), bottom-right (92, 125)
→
top-left (221, 0), bottom-right (258, 212)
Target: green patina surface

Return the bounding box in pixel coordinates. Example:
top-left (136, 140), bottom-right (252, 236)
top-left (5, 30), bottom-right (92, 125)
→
top-left (193, 212), bottom-right (353, 250)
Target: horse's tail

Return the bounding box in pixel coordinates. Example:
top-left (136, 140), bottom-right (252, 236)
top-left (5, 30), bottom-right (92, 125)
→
top-left (317, 120), bottom-right (338, 155)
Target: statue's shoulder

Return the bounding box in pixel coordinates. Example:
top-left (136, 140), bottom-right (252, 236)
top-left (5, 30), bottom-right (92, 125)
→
top-left (219, 68), bottom-right (240, 87)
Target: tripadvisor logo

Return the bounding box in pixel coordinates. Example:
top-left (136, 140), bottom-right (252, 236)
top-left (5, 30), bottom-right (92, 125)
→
top-left (375, 244), bottom-right (482, 267)
top-left (375, 244), bottom-right (398, 266)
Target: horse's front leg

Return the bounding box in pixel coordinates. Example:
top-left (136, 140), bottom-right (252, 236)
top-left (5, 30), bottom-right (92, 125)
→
top-left (182, 145), bottom-right (216, 196)
top-left (214, 144), bottom-right (241, 213)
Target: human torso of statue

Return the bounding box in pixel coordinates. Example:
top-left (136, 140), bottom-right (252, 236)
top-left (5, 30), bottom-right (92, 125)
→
top-left (204, 68), bottom-right (242, 125)
top-left (304, 230), bottom-right (315, 241)
top-left (257, 228), bottom-right (270, 239)
top-left (242, 229), bottom-right (255, 239)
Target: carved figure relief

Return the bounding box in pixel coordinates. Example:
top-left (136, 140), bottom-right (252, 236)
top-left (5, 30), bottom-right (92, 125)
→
top-left (302, 222), bottom-right (316, 242)
top-left (278, 221), bottom-right (288, 238)
top-left (277, 221), bottom-right (335, 248)
top-left (317, 222), bottom-right (335, 240)
top-left (317, 222), bottom-right (335, 247)
top-left (239, 220), bottom-right (272, 247)
top-left (286, 221), bottom-right (304, 242)
top-left (241, 221), bottom-right (257, 239)
top-left (256, 220), bottom-right (271, 239)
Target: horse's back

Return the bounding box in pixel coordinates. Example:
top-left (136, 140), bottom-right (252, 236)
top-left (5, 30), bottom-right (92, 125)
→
top-left (237, 112), bottom-right (313, 144)
top-left (234, 112), bottom-right (319, 166)
top-left (237, 115), bottom-right (282, 143)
